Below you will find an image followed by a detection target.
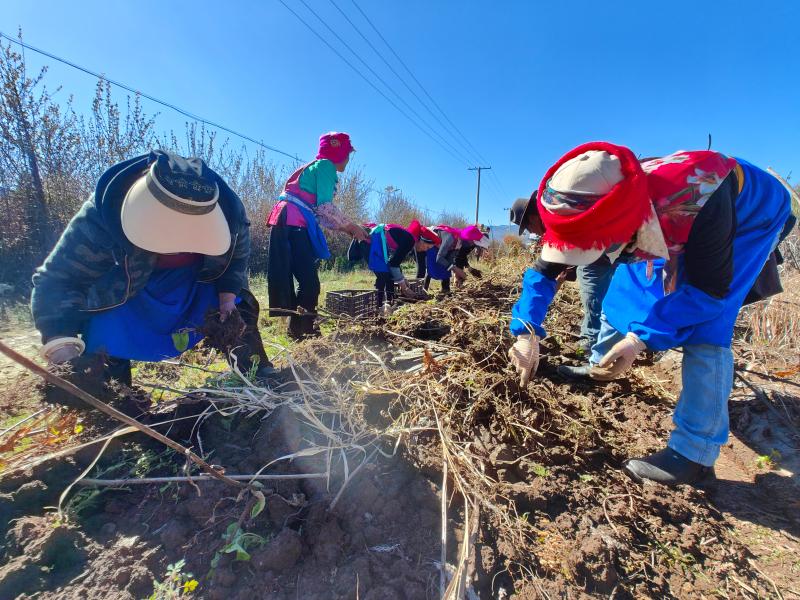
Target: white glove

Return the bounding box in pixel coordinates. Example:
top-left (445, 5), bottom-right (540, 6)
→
top-left (508, 334), bottom-right (539, 386)
top-left (40, 337), bottom-right (85, 364)
top-left (596, 332), bottom-right (646, 379)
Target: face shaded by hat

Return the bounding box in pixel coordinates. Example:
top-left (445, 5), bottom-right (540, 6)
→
top-left (510, 194), bottom-right (542, 236)
top-left (120, 152), bottom-right (230, 256)
top-left (407, 220), bottom-right (441, 245)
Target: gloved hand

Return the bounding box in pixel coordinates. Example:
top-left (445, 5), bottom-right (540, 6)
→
top-left (596, 332), bottom-right (646, 379)
top-left (467, 267), bottom-right (483, 279)
top-left (219, 292), bottom-right (237, 322)
top-left (40, 337), bottom-right (85, 364)
top-left (508, 334), bottom-right (539, 386)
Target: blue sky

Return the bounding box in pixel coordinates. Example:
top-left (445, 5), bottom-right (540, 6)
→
top-left (2, 0), bottom-right (799, 226)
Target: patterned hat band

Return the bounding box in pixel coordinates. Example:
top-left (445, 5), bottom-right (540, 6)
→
top-left (146, 162), bottom-right (219, 216)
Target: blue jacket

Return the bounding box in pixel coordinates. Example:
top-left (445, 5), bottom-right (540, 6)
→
top-left (511, 159), bottom-right (791, 349)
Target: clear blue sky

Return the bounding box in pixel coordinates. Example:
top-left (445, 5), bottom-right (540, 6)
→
top-left (2, 0), bottom-right (799, 226)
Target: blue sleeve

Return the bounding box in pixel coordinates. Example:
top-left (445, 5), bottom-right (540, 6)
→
top-left (628, 283), bottom-right (725, 350)
top-left (510, 268), bottom-right (557, 338)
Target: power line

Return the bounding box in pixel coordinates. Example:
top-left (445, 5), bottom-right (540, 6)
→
top-left (349, 0), bottom-right (491, 166)
top-left (327, 0), bottom-right (482, 167)
top-left (286, 0), bottom-right (473, 167)
top-left (0, 31), bottom-right (303, 162)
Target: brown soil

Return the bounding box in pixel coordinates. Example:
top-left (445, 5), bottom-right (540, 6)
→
top-left (1, 263), bottom-right (798, 599)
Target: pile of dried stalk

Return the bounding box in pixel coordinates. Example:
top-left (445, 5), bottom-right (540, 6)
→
top-left (289, 256), bottom-right (776, 598)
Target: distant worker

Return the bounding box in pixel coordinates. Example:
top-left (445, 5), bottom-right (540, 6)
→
top-left (508, 142), bottom-right (794, 485)
top-left (415, 224), bottom-right (489, 294)
top-left (267, 132), bottom-right (370, 340)
top-left (31, 150), bottom-right (277, 405)
top-left (511, 195), bottom-right (616, 353)
top-left (349, 221), bottom-right (440, 310)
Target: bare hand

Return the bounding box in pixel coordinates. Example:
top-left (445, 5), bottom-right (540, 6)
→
top-left (219, 292), bottom-right (237, 322)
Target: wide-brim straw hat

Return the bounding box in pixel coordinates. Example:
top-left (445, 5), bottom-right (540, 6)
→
top-left (121, 162), bottom-right (231, 255)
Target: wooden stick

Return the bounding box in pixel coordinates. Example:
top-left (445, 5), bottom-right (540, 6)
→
top-left (76, 472), bottom-right (328, 487)
top-left (0, 340), bottom-right (244, 489)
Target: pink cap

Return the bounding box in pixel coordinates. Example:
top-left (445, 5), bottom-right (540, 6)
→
top-left (459, 225), bottom-right (484, 242)
top-left (317, 132), bottom-right (354, 164)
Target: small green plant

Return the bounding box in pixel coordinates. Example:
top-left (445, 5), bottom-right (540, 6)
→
top-left (147, 559), bottom-right (198, 599)
top-left (578, 474), bottom-right (594, 483)
top-left (531, 463), bottom-right (550, 478)
top-left (755, 449), bottom-right (781, 470)
top-left (210, 523), bottom-right (266, 569)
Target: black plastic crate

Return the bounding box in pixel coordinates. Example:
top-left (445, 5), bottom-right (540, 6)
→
top-left (325, 289), bottom-right (379, 318)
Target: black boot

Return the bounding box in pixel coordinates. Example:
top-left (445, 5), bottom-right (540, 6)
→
top-left (557, 364), bottom-right (594, 381)
top-left (623, 447), bottom-right (715, 486)
top-left (231, 289), bottom-right (279, 381)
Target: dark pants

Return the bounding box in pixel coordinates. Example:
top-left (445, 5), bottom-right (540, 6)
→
top-left (375, 272), bottom-right (395, 304)
top-left (416, 250), bottom-right (450, 293)
top-left (268, 225), bottom-right (320, 339)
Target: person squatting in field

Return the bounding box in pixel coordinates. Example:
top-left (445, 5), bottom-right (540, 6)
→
top-left (510, 195), bottom-right (619, 353)
top-left (414, 224), bottom-right (490, 295)
top-left (267, 132), bottom-right (370, 341)
top-left (348, 221), bottom-right (440, 312)
top-left (508, 142), bottom-right (795, 485)
top-left (31, 150), bottom-right (277, 408)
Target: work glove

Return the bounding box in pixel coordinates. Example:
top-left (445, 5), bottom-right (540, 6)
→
top-left (595, 332), bottom-right (646, 380)
top-left (40, 337), bottom-right (85, 364)
top-left (508, 334), bottom-right (539, 386)
top-left (467, 267), bottom-right (483, 279)
top-left (219, 292), bottom-right (237, 322)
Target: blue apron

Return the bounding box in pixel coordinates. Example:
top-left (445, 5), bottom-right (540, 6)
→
top-left (368, 225), bottom-right (391, 273)
top-left (283, 194), bottom-right (331, 260)
top-left (84, 265), bottom-right (218, 361)
top-left (426, 247), bottom-right (451, 280)
top-left (604, 159), bottom-right (791, 350)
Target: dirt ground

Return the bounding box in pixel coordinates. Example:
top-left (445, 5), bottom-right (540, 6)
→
top-left (1, 262), bottom-right (799, 599)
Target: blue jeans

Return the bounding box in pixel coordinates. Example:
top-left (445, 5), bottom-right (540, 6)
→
top-left (590, 315), bottom-right (732, 467)
top-left (577, 257), bottom-right (616, 349)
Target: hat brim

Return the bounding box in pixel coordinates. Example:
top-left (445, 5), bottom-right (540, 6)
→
top-left (541, 243), bottom-right (604, 266)
top-left (121, 175), bottom-right (231, 255)
top-left (517, 197), bottom-right (538, 236)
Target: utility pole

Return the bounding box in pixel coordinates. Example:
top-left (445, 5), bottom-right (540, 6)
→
top-left (468, 166), bottom-right (491, 225)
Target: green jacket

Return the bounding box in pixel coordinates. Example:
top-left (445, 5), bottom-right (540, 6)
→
top-left (31, 153), bottom-right (251, 342)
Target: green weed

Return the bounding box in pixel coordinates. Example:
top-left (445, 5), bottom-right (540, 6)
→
top-left (147, 559), bottom-right (199, 599)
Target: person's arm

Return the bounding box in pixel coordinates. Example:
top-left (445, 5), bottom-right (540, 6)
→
top-left (453, 244), bottom-right (472, 269)
top-left (509, 259), bottom-right (568, 338)
top-left (435, 232), bottom-right (457, 270)
top-left (627, 173), bottom-right (737, 350)
top-left (308, 160), bottom-right (368, 240)
top-left (215, 218), bottom-right (250, 296)
top-left (31, 200), bottom-right (116, 344)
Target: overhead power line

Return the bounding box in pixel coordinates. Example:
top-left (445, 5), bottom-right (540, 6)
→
top-left (279, 0), bottom-right (472, 168)
top-left (328, 0), bottom-right (478, 166)
top-left (349, 0), bottom-right (491, 166)
top-left (0, 31), bottom-right (303, 162)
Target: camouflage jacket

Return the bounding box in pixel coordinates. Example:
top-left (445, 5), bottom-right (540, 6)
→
top-left (31, 153), bottom-right (251, 342)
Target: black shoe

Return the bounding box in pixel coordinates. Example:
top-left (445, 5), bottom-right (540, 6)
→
top-left (623, 447), bottom-right (715, 486)
top-left (557, 364), bottom-right (594, 381)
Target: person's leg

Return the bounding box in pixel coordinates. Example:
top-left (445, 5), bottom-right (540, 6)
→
top-left (106, 357), bottom-right (132, 385)
top-left (231, 288), bottom-right (276, 376)
top-left (589, 312), bottom-right (626, 365)
top-left (288, 228), bottom-right (320, 338)
top-left (267, 224), bottom-right (297, 319)
top-left (668, 344), bottom-right (733, 467)
top-left (441, 276), bottom-right (451, 293)
top-left (423, 275), bottom-right (432, 291)
top-left (374, 272), bottom-right (387, 305)
top-left (577, 257), bottom-right (616, 350)
top-left (415, 250), bottom-right (427, 279)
